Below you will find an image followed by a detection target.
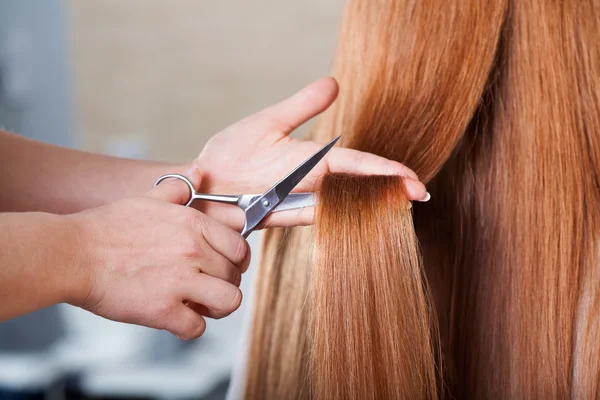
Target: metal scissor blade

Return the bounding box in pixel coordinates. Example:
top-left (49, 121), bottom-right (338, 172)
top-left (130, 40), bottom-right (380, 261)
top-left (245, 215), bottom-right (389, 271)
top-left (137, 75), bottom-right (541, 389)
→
top-left (238, 193), bottom-right (316, 212)
top-left (241, 136), bottom-right (340, 237)
top-left (271, 192), bottom-right (317, 212)
top-left (273, 136), bottom-right (340, 201)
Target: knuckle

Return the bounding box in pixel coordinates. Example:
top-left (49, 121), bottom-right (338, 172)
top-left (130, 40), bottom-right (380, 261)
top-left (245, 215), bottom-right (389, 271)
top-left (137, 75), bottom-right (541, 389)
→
top-left (353, 151), bottom-right (367, 170)
top-left (182, 208), bottom-right (204, 227)
top-left (241, 243), bottom-right (252, 273)
top-left (224, 266), bottom-right (242, 287)
top-left (266, 112), bottom-right (295, 134)
top-left (210, 285), bottom-right (242, 315)
top-left (172, 268), bottom-right (195, 287)
top-left (152, 301), bottom-right (178, 328)
top-left (223, 287), bottom-right (243, 314)
top-left (232, 270), bottom-right (242, 287)
top-left (383, 160), bottom-right (404, 177)
top-left (179, 235), bottom-right (203, 259)
top-left (178, 319), bottom-right (206, 340)
top-left (163, 180), bottom-right (182, 193)
top-left (233, 236), bottom-right (250, 266)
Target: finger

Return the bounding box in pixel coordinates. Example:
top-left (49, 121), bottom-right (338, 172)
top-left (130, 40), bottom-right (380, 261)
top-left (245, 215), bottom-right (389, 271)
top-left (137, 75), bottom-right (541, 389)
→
top-left (197, 201), bottom-right (310, 232)
top-left (402, 177), bottom-right (430, 202)
top-left (324, 147), bottom-right (420, 180)
top-left (191, 244), bottom-right (242, 286)
top-left (181, 273), bottom-right (243, 317)
top-left (147, 165), bottom-right (201, 204)
top-left (198, 216), bottom-right (251, 272)
top-left (256, 206), bottom-right (315, 229)
top-left (163, 304), bottom-right (206, 340)
top-left (250, 179), bottom-right (428, 229)
top-left (193, 202), bottom-right (245, 232)
top-left (258, 77), bottom-right (339, 135)
top-left (185, 301), bottom-right (230, 320)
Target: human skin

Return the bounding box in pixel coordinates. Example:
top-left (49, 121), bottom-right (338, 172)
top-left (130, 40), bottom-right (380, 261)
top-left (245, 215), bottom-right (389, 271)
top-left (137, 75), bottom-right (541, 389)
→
top-left (0, 77), bottom-right (428, 339)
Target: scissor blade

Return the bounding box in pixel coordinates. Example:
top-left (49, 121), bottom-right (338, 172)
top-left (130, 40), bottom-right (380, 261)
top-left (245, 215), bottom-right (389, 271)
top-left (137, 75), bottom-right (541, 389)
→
top-left (241, 136), bottom-right (340, 237)
top-left (238, 193), bottom-right (316, 212)
top-left (274, 136), bottom-right (340, 201)
top-left (274, 192), bottom-right (317, 211)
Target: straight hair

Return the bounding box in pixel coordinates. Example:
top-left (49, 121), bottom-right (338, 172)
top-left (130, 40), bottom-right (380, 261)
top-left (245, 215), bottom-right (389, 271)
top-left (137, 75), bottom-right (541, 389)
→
top-left (243, 0), bottom-right (600, 398)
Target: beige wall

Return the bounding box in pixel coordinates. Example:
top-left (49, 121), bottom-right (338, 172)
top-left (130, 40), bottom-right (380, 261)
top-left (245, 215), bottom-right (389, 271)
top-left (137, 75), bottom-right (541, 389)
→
top-left (67, 1), bottom-right (344, 162)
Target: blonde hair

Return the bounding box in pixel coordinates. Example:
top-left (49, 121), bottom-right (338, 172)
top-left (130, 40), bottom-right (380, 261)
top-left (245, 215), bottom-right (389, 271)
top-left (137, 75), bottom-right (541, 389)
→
top-left (244, 0), bottom-right (600, 397)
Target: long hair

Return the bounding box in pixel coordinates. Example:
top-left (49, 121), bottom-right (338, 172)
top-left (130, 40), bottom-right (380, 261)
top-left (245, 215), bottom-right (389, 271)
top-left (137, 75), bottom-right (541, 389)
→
top-left (243, 0), bottom-right (600, 398)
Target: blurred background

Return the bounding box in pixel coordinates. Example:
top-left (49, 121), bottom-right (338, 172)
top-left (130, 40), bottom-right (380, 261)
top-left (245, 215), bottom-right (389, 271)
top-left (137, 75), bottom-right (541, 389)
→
top-left (0, 1), bottom-right (342, 399)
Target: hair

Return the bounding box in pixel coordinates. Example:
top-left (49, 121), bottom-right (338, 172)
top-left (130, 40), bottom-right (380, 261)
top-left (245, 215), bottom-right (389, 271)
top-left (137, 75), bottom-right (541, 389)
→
top-left (312, 174), bottom-right (438, 399)
top-left (243, 0), bottom-right (600, 398)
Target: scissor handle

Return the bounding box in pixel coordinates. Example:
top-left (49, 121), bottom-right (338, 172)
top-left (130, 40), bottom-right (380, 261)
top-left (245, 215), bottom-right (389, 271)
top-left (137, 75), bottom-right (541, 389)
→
top-left (154, 173), bottom-right (242, 207)
top-left (154, 174), bottom-right (197, 207)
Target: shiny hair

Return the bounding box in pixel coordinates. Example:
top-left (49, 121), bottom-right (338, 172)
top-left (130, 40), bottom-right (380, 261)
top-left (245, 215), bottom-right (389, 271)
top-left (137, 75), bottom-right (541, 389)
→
top-left (243, 0), bottom-right (600, 398)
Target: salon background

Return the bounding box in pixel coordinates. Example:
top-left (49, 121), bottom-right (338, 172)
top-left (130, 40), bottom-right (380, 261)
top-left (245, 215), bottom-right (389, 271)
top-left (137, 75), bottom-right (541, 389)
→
top-left (0, 1), bottom-right (342, 399)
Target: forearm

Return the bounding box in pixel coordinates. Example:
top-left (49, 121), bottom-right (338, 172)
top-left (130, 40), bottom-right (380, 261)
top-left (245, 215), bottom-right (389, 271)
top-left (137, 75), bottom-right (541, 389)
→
top-left (0, 212), bottom-right (84, 319)
top-left (0, 130), bottom-right (187, 213)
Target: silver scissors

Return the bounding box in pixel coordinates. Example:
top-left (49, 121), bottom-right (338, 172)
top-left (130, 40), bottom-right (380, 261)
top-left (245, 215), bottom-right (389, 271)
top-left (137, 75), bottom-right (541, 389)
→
top-left (154, 136), bottom-right (340, 238)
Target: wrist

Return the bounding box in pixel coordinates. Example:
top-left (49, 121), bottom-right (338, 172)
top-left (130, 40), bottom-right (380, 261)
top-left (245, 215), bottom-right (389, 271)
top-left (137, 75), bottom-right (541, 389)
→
top-left (58, 213), bottom-right (95, 307)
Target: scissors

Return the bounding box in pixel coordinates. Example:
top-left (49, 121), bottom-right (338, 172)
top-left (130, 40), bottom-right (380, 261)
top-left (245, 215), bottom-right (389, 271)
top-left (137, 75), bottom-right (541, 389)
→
top-left (154, 136), bottom-right (340, 238)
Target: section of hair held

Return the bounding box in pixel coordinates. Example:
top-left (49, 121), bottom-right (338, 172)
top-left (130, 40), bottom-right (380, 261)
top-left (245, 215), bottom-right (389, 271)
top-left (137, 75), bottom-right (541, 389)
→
top-left (312, 174), bottom-right (438, 399)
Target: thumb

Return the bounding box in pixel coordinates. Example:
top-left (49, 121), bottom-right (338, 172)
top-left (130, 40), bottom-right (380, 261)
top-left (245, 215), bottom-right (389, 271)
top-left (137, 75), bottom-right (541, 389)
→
top-left (146, 164), bottom-right (201, 204)
top-left (243, 77), bottom-right (339, 136)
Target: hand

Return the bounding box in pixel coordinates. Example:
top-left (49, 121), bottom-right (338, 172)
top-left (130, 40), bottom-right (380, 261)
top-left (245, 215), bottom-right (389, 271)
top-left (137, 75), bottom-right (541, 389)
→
top-left (69, 180), bottom-right (250, 340)
top-left (191, 77), bottom-right (429, 230)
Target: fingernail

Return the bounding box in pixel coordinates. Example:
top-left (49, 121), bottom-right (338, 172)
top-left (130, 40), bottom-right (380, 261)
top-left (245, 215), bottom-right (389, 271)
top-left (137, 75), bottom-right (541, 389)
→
top-left (418, 192), bottom-right (431, 202)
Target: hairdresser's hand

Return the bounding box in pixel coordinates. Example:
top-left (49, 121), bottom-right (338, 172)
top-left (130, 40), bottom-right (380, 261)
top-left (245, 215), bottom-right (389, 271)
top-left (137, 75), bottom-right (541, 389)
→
top-left (193, 77), bottom-right (429, 230)
top-left (69, 180), bottom-right (249, 340)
